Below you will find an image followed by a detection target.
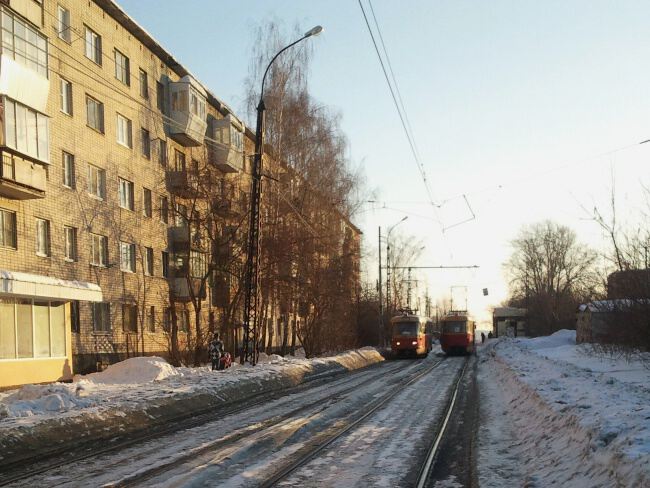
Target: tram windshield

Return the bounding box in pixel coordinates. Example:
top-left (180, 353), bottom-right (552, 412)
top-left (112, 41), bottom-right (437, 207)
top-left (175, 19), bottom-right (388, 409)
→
top-left (443, 321), bottom-right (467, 333)
top-left (393, 322), bottom-right (418, 337)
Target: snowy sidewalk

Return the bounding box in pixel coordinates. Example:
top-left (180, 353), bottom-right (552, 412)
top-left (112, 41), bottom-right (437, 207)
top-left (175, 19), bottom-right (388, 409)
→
top-left (478, 331), bottom-right (650, 487)
top-left (0, 348), bottom-right (383, 466)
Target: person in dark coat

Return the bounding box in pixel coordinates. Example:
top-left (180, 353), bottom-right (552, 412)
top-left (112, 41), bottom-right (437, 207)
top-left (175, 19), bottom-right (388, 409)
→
top-left (209, 333), bottom-right (224, 371)
top-left (481, 332), bottom-right (486, 344)
top-left (488, 331), bottom-right (493, 339)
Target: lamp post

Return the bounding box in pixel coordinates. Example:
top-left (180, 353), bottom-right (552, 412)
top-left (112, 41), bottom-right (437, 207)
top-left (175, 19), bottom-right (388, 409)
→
top-left (241, 26), bottom-right (323, 366)
top-left (385, 216), bottom-right (408, 328)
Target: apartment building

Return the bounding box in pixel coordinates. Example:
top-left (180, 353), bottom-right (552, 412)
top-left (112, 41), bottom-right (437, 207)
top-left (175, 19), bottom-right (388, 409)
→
top-left (0, 0), bottom-right (361, 388)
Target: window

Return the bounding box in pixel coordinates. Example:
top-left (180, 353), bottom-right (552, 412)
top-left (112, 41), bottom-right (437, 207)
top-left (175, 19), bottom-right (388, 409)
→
top-left (118, 178), bottom-right (134, 210)
top-left (189, 88), bottom-right (205, 118)
top-left (139, 69), bottom-right (148, 99)
top-left (158, 139), bottom-right (167, 166)
top-left (144, 246), bottom-right (153, 276)
top-left (87, 164), bottom-right (106, 199)
top-left (159, 196), bottom-right (168, 223)
top-left (35, 218), bottom-right (50, 257)
top-left (86, 95), bottom-right (104, 132)
top-left (1, 9), bottom-right (48, 76)
top-left (62, 151), bottom-right (75, 188)
top-left (92, 302), bottom-right (110, 332)
top-left (174, 149), bottom-right (186, 171)
top-left (174, 202), bottom-right (187, 227)
top-left (90, 233), bottom-right (108, 266)
top-left (0, 208), bottom-right (17, 248)
top-left (156, 81), bottom-right (165, 112)
top-left (146, 306), bottom-right (155, 332)
top-left (116, 114), bottom-right (132, 147)
top-left (70, 301), bottom-right (80, 333)
top-left (162, 307), bottom-right (171, 332)
top-left (64, 225), bottom-right (77, 261)
top-left (122, 304), bottom-right (138, 332)
top-left (143, 187), bottom-right (152, 217)
top-left (190, 250), bottom-right (208, 278)
top-left (60, 78), bottom-right (72, 115)
top-left (178, 310), bottom-right (189, 332)
top-left (120, 241), bottom-right (135, 272)
top-left (84, 25), bottom-right (102, 65)
top-left (141, 128), bottom-right (150, 159)
top-left (57, 5), bottom-right (71, 42)
top-left (4, 99), bottom-right (50, 162)
top-left (114, 49), bottom-right (130, 85)
top-left (162, 251), bottom-right (169, 278)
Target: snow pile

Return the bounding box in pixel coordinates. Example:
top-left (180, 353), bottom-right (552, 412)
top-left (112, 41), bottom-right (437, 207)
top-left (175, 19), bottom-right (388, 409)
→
top-left (1, 384), bottom-right (94, 418)
top-left (479, 333), bottom-right (650, 486)
top-left (77, 356), bottom-right (180, 384)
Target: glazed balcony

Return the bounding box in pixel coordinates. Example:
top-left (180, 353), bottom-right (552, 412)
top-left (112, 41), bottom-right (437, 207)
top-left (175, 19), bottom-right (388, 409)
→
top-left (0, 151), bottom-right (46, 199)
top-left (168, 75), bottom-right (208, 147)
top-left (166, 170), bottom-right (198, 197)
top-left (208, 115), bottom-right (245, 173)
top-left (170, 277), bottom-right (205, 302)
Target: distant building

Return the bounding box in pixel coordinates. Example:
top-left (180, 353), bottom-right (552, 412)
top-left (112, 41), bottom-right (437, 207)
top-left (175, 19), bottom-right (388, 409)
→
top-left (492, 307), bottom-right (527, 337)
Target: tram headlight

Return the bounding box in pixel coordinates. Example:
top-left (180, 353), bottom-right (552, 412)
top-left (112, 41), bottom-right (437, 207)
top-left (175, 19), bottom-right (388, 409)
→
top-left (396, 341), bottom-right (401, 346)
top-left (411, 341), bottom-right (417, 345)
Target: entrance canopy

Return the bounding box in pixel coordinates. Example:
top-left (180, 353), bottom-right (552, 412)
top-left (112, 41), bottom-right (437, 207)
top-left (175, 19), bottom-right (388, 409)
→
top-left (0, 270), bottom-right (102, 302)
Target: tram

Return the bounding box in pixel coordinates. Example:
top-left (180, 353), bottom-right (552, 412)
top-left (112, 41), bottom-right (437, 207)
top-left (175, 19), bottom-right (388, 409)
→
top-left (390, 312), bottom-right (432, 358)
top-left (439, 311), bottom-right (476, 355)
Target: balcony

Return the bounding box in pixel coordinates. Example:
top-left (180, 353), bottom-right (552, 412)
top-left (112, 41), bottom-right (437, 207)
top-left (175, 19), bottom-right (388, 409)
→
top-left (212, 193), bottom-right (247, 220)
top-left (0, 151), bottom-right (46, 199)
top-left (168, 75), bottom-right (208, 147)
top-left (168, 225), bottom-right (189, 252)
top-left (170, 277), bottom-right (205, 302)
top-left (208, 115), bottom-right (245, 173)
top-left (166, 170), bottom-right (198, 197)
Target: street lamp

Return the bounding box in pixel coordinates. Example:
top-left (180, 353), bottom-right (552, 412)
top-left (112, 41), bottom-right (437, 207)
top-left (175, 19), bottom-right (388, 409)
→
top-left (242, 26), bottom-right (323, 366)
top-left (385, 216), bottom-right (408, 335)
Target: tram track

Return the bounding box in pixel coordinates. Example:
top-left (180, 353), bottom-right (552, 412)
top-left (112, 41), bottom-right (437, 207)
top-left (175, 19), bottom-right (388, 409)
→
top-left (257, 356), bottom-right (449, 488)
top-left (0, 358), bottom-right (419, 487)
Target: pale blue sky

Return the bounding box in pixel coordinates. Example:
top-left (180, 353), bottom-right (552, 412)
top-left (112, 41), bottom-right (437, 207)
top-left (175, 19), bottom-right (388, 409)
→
top-left (120, 0), bottom-right (650, 322)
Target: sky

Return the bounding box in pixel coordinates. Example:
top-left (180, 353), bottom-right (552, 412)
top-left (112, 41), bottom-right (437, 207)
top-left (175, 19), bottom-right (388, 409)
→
top-left (119, 0), bottom-right (650, 324)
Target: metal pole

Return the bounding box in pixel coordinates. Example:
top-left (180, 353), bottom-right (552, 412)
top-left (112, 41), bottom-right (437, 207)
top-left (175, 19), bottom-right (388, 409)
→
top-left (378, 227), bottom-right (383, 346)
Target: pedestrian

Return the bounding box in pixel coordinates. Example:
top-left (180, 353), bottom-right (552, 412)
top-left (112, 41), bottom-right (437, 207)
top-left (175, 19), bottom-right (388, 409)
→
top-left (209, 332), bottom-right (224, 371)
top-left (488, 331), bottom-right (493, 339)
top-left (481, 332), bottom-right (486, 344)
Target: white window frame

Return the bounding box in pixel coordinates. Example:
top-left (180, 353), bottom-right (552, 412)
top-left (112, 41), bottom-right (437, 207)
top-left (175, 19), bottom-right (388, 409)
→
top-left (116, 113), bottom-right (132, 148)
top-left (57, 5), bottom-right (71, 43)
top-left (86, 95), bottom-right (104, 132)
top-left (142, 187), bottom-right (152, 218)
top-left (35, 218), bottom-right (50, 257)
top-left (63, 225), bottom-right (77, 261)
top-left (87, 164), bottom-right (106, 199)
top-left (90, 233), bottom-right (108, 267)
top-left (114, 49), bottom-right (130, 86)
top-left (118, 177), bottom-right (134, 211)
top-left (159, 196), bottom-right (168, 223)
top-left (62, 151), bottom-right (75, 189)
top-left (0, 208), bottom-right (17, 249)
top-left (139, 69), bottom-right (148, 99)
top-left (4, 98), bottom-right (50, 163)
top-left (144, 246), bottom-right (154, 276)
top-left (60, 78), bottom-right (72, 115)
top-left (120, 241), bottom-right (136, 272)
top-left (141, 127), bottom-right (150, 159)
top-left (84, 25), bottom-right (102, 65)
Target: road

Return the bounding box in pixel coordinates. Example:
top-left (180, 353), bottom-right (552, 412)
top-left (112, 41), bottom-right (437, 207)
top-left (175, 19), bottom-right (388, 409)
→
top-left (5, 353), bottom-right (477, 488)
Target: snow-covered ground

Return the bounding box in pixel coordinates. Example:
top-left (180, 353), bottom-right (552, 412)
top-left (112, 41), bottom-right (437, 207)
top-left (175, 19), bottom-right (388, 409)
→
top-left (478, 330), bottom-right (650, 487)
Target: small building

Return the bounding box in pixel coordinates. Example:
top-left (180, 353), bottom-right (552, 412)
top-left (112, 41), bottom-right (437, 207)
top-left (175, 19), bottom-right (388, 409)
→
top-left (576, 299), bottom-right (649, 346)
top-left (492, 307), bottom-right (527, 338)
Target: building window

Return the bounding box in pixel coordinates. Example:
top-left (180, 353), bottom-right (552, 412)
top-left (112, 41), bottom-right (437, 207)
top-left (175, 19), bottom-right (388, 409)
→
top-left (0, 10), bottom-right (48, 76)
top-left (57, 5), bottom-right (71, 42)
top-left (87, 164), bottom-right (106, 199)
top-left (162, 251), bottom-right (169, 278)
top-left (60, 78), bottom-right (72, 115)
top-left (158, 139), bottom-right (167, 166)
top-left (86, 95), bottom-right (104, 132)
top-left (116, 113), bottom-right (132, 148)
top-left (159, 196), bottom-right (168, 223)
top-left (120, 241), bottom-right (135, 272)
top-left (178, 310), bottom-right (189, 332)
top-left (142, 187), bottom-right (152, 217)
top-left (0, 208), bottom-right (17, 249)
top-left (92, 302), bottom-right (110, 332)
top-left (139, 69), bottom-right (148, 99)
top-left (114, 49), bottom-right (130, 85)
top-left (70, 300), bottom-right (80, 333)
top-left (174, 202), bottom-right (187, 228)
top-left (0, 299), bottom-right (66, 359)
top-left (84, 25), bottom-right (102, 65)
top-left (174, 149), bottom-right (186, 171)
top-left (189, 88), bottom-right (206, 118)
top-left (63, 225), bottom-right (77, 261)
top-left (146, 306), bottom-right (155, 332)
top-left (162, 307), bottom-right (171, 332)
top-left (144, 246), bottom-right (154, 276)
top-left (118, 178), bottom-right (134, 211)
top-left (122, 304), bottom-right (138, 332)
top-left (4, 99), bottom-right (50, 163)
top-left (156, 81), bottom-right (165, 113)
top-left (141, 128), bottom-right (150, 159)
top-left (190, 250), bottom-right (208, 278)
top-left (35, 218), bottom-right (50, 257)
top-left (62, 151), bottom-right (75, 188)
top-left (90, 233), bottom-right (108, 267)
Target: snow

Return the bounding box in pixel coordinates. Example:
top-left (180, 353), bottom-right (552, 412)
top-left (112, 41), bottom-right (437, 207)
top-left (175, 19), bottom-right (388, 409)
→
top-left (478, 331), bottom-right (650, 486)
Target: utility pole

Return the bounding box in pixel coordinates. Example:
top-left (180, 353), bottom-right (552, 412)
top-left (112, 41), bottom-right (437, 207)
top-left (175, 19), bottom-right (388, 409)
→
top-left (407, 267), bottom-right (412, 309)
top-left (378, 227), bottom-right (383, 346)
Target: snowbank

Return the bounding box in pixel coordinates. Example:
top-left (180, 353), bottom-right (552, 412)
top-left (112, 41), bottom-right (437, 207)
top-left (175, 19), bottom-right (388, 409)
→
top-left (478, 333), bottom-right (650, 486)
top-left (0, 348), bottom-right (383, 466)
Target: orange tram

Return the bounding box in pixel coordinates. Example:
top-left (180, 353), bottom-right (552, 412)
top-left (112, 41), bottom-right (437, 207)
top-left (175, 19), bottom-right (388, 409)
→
top-left (390, 312), bottom-right (433, 358)
top-left (440, 312), bottom-right (476, 355)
